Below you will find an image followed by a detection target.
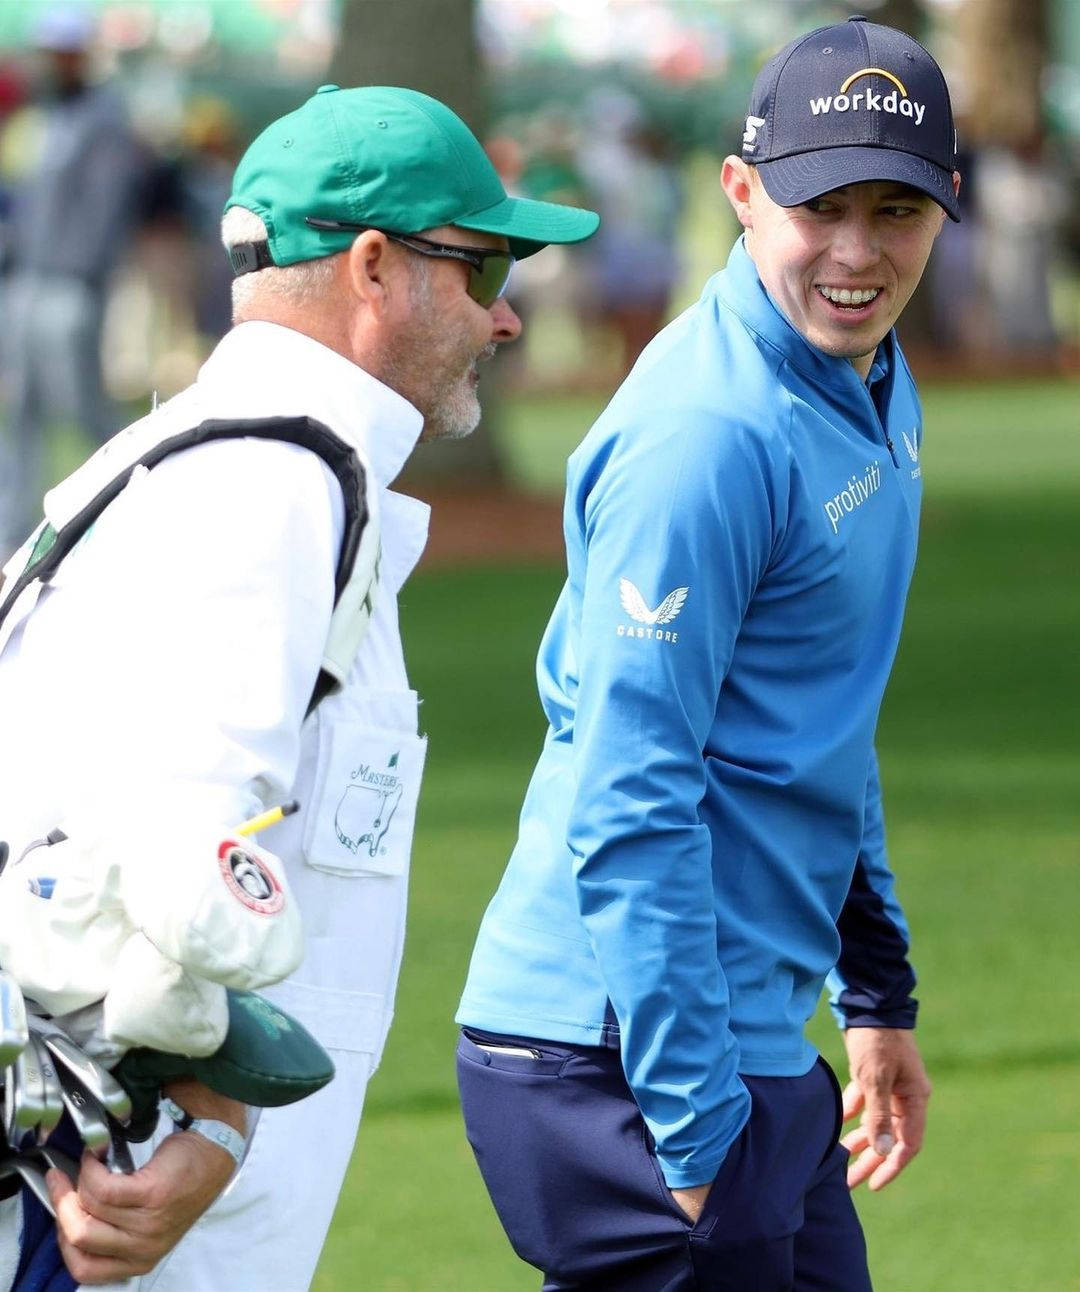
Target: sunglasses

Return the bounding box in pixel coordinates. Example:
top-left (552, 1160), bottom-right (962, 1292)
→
top-left (304, 217), bottom-right (515, 308)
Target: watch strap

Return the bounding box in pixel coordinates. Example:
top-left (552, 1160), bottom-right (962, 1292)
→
top-left (161, 1097), bottom-right (246, 1167)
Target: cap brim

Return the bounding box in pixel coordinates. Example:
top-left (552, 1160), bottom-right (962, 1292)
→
top-left (454, 194), bottom-right (600, 260)
top-left (757, 146), bottom-right (960, 222)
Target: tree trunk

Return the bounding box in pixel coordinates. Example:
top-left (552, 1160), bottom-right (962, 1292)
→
top-left (955, 0), bottom-right (1058, 354)
top-left (330, 0), bottom-right (480, 123)
top-left (330, 0), bottom-right (504, 482)
top-left (872, 0), bottom-right (925, 43)
top-left (956, 0), bottom-right (1047, 148)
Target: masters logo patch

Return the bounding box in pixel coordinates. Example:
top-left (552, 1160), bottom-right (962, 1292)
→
top-left (334, 753), bottom-right (404, 859)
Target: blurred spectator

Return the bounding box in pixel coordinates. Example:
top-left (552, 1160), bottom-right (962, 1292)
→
top-left (975, 136), bottom-right (1069, 353)
top-left (576, 87), bottom-right (683, 374)
top-left (484, 133), bottom-right (533, 382)
top-left (925, 137), bottom-right (985, 353)
top-left (0, 4), bottom-right (142, 555)
top-left (0, 61), bottom-right (27, 273)
top-left (180, 96), bottom-right (242, 343)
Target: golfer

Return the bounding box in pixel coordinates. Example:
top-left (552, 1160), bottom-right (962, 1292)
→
top-left (457, 17), bottom-right (958, 1289)
top-left (0, 86), bottom-right (596, 1288)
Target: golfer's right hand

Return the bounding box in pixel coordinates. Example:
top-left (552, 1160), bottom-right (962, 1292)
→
top-left (671, 1180), bottom-right (713, 1224)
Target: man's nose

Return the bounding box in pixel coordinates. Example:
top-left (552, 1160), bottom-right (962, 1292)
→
top-left (832, 216), bottom-right (880, 272)
top-left (490, 296), bottom-right (523, 343)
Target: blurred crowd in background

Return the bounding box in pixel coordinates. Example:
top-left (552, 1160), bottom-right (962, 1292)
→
top-left (0, 0), bottom-right (1077, 554)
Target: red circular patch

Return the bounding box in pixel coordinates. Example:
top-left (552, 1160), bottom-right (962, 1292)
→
top-left (217, 838), bottom-right (285, 916)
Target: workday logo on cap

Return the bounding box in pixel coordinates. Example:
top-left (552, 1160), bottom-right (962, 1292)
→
top-left (741, 15), bottom-right (960, 222)
top-left (809, 67), bottom-right (926, 126)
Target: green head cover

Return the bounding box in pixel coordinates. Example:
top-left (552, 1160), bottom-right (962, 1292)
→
top-left (227, 84), bottom-right (599, 264)
top-left (114, 989), bottom-right (335, 1141)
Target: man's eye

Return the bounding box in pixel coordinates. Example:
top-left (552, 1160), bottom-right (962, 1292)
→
top-left (803, 198), bottom-right (835, 213)
top-left (882, 205), bottom-right (918, 217)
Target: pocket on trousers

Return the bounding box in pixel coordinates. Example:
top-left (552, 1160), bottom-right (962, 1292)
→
top-left (817, 1054), bottom-right (846, 1159)
top-left (641, 1119), bottom-right (743, 1238)
top-left (457, 1028), bottom-right (571, 1078)
top-left (457, 1031), bottom-right (663, 1280)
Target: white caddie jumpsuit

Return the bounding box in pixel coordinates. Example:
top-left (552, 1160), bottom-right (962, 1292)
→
top-left (0, 321), bottom-right (430, 1291)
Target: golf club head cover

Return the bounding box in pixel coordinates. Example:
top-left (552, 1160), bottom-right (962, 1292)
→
top-left (0, 821), bottom-right (302, 1020)
top-left (102, 933), bottom-right (229, 1058)
top-left (0, 832), bottom-right (129, 1017)
top-left (116, 823), bottom-right (303, 990)
top-left (114, 989), bottom-right (335, 1141)
top-left (26, 941), bottom-right (226, 1069)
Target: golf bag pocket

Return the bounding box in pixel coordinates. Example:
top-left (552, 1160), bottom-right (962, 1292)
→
top-left (302, 690), bottom-right (427, 879)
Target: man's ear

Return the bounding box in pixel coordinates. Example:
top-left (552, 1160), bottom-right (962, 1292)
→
top-left (721, 156), bottom-right (755, 230)
top-left (346, 230), bottom-right (395, 315)
top-left (933, 171), bottom-right (962, 238)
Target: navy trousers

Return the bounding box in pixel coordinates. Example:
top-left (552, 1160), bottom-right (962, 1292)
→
top-left (457, 1030), bottom-right (872, 1291)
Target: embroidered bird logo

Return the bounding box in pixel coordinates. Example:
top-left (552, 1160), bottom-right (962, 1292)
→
top-left (901, 430), bottom-right (919, 463)
top-left (619, 578), bottom-right (689, 626)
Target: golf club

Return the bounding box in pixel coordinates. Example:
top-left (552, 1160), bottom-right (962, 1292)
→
top-left (0, 1155), bottom-right (54, 1216)
top-left (55, 1066), bottom-right (134, 1174)
top-left (55, 1071), bottom-right (110, 1161)
top-left (30, 1034), bottom-right (64, 1143)
top-left (33, 1142), bottom-right (80, 1187)
top-left (5, 1043), bottom-right (46, 1147)
top-left (0, 971), bottom-right (29, 1067)
top-left (43, 1033), bottom-right (132, 1123)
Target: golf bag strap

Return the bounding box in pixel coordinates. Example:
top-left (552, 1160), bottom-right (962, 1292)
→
top-left (0, 416), bottom-right (370, 718)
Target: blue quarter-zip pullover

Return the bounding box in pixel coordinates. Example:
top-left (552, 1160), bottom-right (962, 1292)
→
top-left (458, 236), bottom-right (921, 1189)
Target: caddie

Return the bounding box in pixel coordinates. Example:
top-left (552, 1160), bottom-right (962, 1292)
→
top-left (0, 84), bottom-right (597, 1289)
top-left (457, 17), bottom-right (958, 1290)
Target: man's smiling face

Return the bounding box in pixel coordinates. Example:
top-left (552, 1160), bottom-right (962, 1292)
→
top-left (723, 161), bottom-right (955, 378)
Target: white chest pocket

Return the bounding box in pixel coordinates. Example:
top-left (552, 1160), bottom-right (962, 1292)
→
top-left (302, 688), bottom-right (427, 879)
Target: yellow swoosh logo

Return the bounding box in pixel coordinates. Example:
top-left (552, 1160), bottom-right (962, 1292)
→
top-left (840, 68), bottom-right (908, 97)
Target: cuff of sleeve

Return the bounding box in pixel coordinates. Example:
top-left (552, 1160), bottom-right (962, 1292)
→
top-left (839, 1002), bottom-right (918, 1029)
top-left (654, 1085), bottom-right (751, 1189)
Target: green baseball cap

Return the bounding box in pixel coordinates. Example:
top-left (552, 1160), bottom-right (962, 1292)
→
top-left (226, 84), bottom-right (599, 266)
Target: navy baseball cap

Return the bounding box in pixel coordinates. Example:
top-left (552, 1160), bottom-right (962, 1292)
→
top-left (741, 15), bottom-right (960, 221)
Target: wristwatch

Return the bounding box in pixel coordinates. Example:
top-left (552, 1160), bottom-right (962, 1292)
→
top-left (160, 1096), bottom-right (247, 1168)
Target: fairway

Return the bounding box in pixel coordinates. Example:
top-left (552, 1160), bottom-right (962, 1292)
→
top-left (314, 378), bottom-right (1080, 1291)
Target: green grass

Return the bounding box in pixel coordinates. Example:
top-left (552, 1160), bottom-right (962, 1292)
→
top-left (314, 375), bottom-right (1080, 1290)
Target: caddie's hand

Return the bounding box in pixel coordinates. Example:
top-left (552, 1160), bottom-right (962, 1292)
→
top-left (840, 1026), bottom-right (931, 1192)
top-left (46, 1081), bottom-right (246, 1284)
top-left (671, 1180), bottom-right (713, 1224)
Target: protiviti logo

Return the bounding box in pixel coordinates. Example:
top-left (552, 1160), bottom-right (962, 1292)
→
top-left (810, 68), bottom-right (925, 126)
top-left (823, 461), bottom-right (882, 535)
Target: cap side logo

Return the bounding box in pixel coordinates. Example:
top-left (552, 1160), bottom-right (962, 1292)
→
top-left (809, 67), bottom-right (925, 126)
top-left (742, 115), bottom-right (766, 156)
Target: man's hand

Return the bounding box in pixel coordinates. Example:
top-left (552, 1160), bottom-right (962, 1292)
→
top-left (45, 1080), bottom-right (246, 1285)
top-left (671, 1181), bottom-right (713, 1224)
top-left (841, 1027), bottom-right (930, 1192)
